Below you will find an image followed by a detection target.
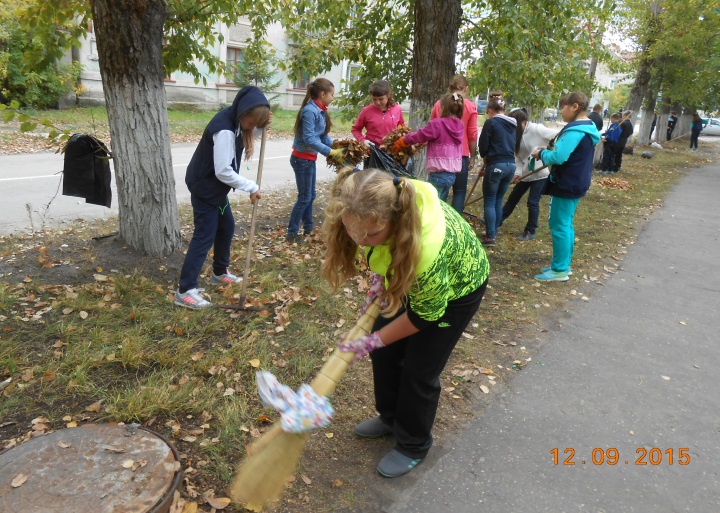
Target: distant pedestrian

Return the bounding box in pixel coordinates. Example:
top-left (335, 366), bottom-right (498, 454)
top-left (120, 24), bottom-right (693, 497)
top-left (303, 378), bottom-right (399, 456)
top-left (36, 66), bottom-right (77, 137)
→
top-left (615, 112), bottom-right (633, 173)
top-left (600, 113), bottom-right (622, 174)
top-left (175, 86), bottom-right (271, 309)
top-left (650, 111), bottom-right (658, 140)
top-left (588, 104), bottom-right (604, 131)
top-left (603, 108), bottom-right (609, 118)
top-left (530, 92), bottom-right (600, 282)
top-left (690, 113), bottom-right (703, 150)
top-left (667, 111), bottom-right (678, 141)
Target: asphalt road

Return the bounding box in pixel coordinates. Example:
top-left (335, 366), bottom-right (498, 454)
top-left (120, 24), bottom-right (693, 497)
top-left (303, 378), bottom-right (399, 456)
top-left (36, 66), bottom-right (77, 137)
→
top-left (379, 162), bottom-right (720, 513)
top-left (0, 139), bottom-right (336, 236)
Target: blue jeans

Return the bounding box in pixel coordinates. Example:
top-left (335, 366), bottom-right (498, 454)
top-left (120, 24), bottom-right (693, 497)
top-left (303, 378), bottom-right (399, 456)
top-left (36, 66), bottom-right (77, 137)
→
top-left (428, 171), bottom-right (456, 202)
top-left (500, 177), bottom-right (547, 235)
top-left (482, 162), bottom-right (515, 239)
top-left (288, 155), bottom-right (317, 235)
top-left (451, 156), bottom-right (470, 213)
top-left (548, 196), bottom-right (580, 272)
top-left (179, 195), bottom-right (234, 292)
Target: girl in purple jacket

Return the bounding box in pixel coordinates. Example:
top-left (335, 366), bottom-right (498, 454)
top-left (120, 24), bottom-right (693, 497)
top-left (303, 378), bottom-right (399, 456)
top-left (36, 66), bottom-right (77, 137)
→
top-left (394, 94), bottom-right (464, 201)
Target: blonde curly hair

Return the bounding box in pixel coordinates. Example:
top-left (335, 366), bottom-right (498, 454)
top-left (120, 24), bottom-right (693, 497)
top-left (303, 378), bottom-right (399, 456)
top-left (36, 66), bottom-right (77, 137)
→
top-left (321, 167), bottom-right (422, 317)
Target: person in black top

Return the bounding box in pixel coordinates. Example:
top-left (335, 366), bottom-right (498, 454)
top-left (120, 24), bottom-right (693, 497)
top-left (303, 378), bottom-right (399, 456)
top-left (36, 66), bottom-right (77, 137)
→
top-left (588, 104), bottom-right (604, 131)
top-left (667, 111), bottom-right (678, 141)
top-left (614, 111), bottom-right (634, 173)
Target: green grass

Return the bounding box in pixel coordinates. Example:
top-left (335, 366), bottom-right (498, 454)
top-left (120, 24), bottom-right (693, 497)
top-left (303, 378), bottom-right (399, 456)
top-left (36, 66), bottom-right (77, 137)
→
top-left (2, 106), bottom-right (354, 140)
top-left (0, 138), bottom-right (716, 512)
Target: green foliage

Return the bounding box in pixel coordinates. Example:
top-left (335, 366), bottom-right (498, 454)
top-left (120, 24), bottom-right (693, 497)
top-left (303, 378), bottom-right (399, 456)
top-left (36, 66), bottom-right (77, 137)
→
top-left (0, 2), bottom-right (82, 108)
top-left (233, 40), bottom-right (282, 105)
top-left (607, 82), bottom-right (632, 114)
top-left (460, 0), bottom-right (616, 115)
top-left (618, 0), bottom-right (720, 112)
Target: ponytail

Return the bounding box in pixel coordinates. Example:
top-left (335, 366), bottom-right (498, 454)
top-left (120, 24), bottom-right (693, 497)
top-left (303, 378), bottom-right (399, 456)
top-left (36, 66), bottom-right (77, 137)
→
top-left (294, 78), bottom-right (334, 136)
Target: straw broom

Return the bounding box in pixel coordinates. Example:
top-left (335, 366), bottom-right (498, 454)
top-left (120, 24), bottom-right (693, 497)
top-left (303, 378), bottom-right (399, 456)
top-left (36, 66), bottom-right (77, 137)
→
top-left (229, 300), bottom-right (382, 511)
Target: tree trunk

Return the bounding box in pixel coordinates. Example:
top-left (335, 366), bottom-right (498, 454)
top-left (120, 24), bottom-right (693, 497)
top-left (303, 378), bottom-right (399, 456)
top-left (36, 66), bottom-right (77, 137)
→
top-left (409, 0), bottom-right (462, 179)
top-left (91, 0), bottom-right (181, 257)
top-left (636, 84), bottom-right (659, 146)
top-left (625, 54), bottom-right (653, 124)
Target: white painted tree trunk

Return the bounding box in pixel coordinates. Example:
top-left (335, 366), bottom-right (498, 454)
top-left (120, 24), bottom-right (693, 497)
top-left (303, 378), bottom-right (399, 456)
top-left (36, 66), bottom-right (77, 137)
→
top-left (410, 0), bottom-right (462, 181)
top-left (91, 0), bottom-right (181, 257)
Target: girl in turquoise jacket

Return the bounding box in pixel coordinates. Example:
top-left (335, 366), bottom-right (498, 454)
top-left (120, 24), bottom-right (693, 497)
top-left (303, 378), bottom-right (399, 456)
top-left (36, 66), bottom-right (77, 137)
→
top-left (531, 92), bottom-right (600, 282)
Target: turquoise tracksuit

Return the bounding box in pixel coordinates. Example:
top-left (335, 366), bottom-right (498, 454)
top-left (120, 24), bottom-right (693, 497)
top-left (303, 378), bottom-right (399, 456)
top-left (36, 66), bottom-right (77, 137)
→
top-left (540, 120), bottom-right (600, 272)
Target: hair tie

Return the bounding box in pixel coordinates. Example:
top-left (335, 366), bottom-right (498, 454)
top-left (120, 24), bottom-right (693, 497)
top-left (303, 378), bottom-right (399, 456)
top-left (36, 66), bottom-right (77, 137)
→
top-left (498, 99), bottom-right (505, 107)
top-left (310, 81), bottom-right (316, 87)
top-left (452, 93), bottom-right (461, 101)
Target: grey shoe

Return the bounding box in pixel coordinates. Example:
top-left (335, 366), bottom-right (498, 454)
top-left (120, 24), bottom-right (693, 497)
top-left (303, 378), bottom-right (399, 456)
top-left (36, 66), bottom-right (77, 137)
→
top-left (354, 416), bottom-right (393, 438)
top-left (285, 233), bottom-right (306, 244)
top-left (516, 231), bottom-right (536, 241)
top-left (377, 449), bottom-right (423, 478)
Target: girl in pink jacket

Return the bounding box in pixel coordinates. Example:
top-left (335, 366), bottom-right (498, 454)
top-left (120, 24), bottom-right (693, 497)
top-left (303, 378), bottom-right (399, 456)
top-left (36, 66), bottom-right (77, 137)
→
top-left (395, 94), bottom-right (464, 201)
top-left (352, 80), bottom-right (406, 150)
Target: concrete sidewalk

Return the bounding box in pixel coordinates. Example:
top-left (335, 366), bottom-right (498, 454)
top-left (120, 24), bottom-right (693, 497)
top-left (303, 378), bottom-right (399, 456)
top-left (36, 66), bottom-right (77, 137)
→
top-left (385, 163), bottom-right (720, 512)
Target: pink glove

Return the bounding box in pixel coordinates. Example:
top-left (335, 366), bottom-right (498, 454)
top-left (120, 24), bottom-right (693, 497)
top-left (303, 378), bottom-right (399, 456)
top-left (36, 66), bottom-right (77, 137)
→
top-left (360, 273), bottom-right (389, 317)
top-left (338, 332), bottom-right (385, 364)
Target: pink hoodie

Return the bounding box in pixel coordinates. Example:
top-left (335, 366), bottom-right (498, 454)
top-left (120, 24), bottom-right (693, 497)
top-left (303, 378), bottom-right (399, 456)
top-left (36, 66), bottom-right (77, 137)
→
top-left (404, 117), bottom-right (464, 173)
top-left (431, 97), bottom-right (478, 157)
top-left (352, 103), bottom-right (405, 145)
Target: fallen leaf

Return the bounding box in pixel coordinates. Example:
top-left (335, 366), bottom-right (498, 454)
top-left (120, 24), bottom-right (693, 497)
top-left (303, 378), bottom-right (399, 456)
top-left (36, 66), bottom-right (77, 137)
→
top-left (249, 359), bottom-right (260, 368)
top-left (301, 474), bottom-right (312, 485)
top-left (122, 459), bottom-right (135, 468)
top-left (661, 375), bottom-right (671, 381)
top-left (181, 502), bottom-right (198, 513)
top-left (11, 474), bottom-right (28, 487)
top-left (66, 421), bottom-right (78, 428)
top-left (79, 311), bottom-right (88, 319)
top-left (86, 400), bottom-right (104, 412)
top-left (93, 274), bottom-right (108, 282)
top-left (325, 432), bottom-right (334, 438)
top-left (58, 441), bottom-right (71, 448)
top-left (679, 321), bottom-right (687, 325)
top-left (480, 385), bottom-right (490, 394)
top-left (42, 371), bottom-right (57, 382)
top-left (207, 497), bottom-right (231, 510)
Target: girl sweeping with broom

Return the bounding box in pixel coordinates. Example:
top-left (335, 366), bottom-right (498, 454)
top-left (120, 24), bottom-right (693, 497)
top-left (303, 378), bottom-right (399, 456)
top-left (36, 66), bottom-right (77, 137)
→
top-left (321, 167), bottom-right (490, 477)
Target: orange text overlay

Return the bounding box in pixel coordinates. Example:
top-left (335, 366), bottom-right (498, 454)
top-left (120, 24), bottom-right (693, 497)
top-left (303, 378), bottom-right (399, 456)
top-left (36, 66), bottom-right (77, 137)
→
top-left (551, 447), bottom-right (691, 466)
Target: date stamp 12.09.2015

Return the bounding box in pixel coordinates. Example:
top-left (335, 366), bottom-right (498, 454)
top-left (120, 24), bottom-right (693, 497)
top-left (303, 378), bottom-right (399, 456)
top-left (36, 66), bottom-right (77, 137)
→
top-left (551, 447), bottom-right (691, 466)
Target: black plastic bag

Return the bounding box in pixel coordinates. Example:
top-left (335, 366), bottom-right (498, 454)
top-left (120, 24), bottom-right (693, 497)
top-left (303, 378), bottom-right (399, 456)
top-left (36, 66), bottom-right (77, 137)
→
top-left (366, 144), bottom-right (415, 178)
top-left (62, 134), bottom-right (112, 208)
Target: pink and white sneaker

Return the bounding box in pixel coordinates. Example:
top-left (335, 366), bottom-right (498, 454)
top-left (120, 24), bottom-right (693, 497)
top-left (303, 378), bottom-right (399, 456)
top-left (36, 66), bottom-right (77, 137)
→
top-left (174, 288), bottom-right (212, 310)
top-left (210, 271), bottom-right (243, 286)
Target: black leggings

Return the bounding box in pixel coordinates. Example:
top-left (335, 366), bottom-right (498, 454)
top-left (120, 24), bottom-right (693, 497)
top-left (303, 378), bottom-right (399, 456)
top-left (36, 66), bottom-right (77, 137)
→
top-left (690, 132), bottom-right (700, 149)
top-left (369, 280), bottom-right (488, 459)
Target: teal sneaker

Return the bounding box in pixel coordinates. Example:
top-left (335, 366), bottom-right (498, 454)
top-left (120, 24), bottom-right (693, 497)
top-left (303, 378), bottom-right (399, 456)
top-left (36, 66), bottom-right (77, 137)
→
top-left (535, 270), bottom-right (569, 282)
top-left (541, 266), bottom-right (572, 276)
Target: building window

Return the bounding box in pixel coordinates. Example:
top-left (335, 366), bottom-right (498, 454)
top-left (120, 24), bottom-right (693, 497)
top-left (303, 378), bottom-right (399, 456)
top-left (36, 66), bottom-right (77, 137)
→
top-left (293, 72), bottom-right (310, 90)
top-left (346, 64), bottom-right (361, 84)
top-left (226, 47), bottom-right (244, 84)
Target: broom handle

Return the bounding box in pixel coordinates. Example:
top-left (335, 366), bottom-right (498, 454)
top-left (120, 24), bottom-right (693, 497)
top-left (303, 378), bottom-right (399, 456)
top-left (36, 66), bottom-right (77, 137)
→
top-left (309, 301), bottom-right (381, 396)
top-left (239, 128), bottom-right (267, 303)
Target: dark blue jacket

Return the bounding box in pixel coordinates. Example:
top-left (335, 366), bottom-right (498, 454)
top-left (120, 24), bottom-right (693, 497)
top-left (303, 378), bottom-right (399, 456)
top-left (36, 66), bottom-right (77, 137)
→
top-left (691, 119), bottom-right (704, 134)
top-left (478, 114), bottom-right (517, 166)
top-left (540, 120), bottom-right (601, 199)
top-left (185, 86), bottom-right (270, 206)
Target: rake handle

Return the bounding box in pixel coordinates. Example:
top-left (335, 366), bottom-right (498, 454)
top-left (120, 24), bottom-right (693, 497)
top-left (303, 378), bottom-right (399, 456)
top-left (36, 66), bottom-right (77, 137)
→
top-left (238, 128), bottom-right (267, 304)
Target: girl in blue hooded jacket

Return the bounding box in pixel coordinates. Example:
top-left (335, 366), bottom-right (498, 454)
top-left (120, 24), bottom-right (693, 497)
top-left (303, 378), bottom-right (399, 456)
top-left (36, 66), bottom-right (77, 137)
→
top-left (530, 92), bottom-right (600, 282)
top-left (175, 86), bottom-right (271, 309)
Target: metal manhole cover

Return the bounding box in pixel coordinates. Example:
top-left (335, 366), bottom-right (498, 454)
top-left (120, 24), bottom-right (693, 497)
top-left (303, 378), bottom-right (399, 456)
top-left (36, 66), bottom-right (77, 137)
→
top-left (0, 424), bottom-right (181, 513)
